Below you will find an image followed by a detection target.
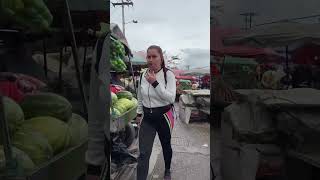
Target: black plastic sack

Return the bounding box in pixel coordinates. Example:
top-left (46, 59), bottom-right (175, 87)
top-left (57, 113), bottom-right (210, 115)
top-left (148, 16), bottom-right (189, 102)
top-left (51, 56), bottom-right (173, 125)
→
top-left (111, 133), bottom-right (137, 166)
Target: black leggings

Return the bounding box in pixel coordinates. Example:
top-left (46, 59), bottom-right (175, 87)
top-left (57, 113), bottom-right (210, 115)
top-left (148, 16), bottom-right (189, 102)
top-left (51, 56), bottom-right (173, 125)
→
top-left (137, 107), bottom-right (174, 180)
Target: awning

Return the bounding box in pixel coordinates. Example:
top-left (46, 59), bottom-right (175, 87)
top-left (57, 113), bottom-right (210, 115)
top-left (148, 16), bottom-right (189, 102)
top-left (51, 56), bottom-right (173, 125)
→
top-left (223, 57), bottom-right (258, 65)
top-left (176, 76), bottom-right (197, 81)
top-left (182, 68), bottom-right (210, 76)
top-left (211, 26), bottom-right (279, 58)
top-left (223, 22), bottom-right (320, 48)
top-left (172, 69), bottom-right (186, 76)
top-left (110, 23), bottom-right (132, 55)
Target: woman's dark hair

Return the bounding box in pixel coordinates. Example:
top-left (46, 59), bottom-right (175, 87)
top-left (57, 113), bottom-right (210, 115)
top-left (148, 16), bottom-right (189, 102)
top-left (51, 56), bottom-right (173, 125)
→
top-left (147, 45), bottom-right (168, 84)
top-left (147, 45), bottom-right (165, 69)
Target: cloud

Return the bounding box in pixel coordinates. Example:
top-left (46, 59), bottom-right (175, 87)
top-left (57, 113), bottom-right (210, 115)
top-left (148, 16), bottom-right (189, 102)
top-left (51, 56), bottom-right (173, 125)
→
top-left (110, 0), bottom-right (210, 55)
top-left (178, 48), bottom-right (210, 69)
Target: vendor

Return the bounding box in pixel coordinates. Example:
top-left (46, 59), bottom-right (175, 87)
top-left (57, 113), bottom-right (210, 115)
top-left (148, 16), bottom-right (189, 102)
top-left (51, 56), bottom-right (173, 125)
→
top-left (111, 73), bottom-right (125, 87)
top-left (85, 34), bottom-right (110, 180)
top-left (201, 75), bottom-right (210, 89)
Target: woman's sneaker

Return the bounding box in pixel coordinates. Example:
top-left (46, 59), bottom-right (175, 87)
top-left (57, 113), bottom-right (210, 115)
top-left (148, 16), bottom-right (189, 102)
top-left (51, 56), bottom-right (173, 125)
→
top-left (164, 169), bottom-right (171, 180)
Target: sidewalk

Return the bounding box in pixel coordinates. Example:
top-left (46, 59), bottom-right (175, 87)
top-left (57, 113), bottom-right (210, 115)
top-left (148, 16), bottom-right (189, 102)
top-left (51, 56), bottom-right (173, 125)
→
top-left (148, 115), bottom-right (210, 180)
top-left (116, 105), bottom-right (210, 180)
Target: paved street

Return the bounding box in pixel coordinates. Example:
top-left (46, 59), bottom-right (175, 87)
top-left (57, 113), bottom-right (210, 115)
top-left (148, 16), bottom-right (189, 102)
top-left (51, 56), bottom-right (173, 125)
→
top-left (148, 117), bottom-right (210, 180)
top-left (116, 103), bottom-right (210, 180)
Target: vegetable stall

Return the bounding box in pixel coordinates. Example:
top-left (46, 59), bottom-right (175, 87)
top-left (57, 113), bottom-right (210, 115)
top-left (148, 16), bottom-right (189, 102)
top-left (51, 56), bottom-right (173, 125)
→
top-left (178, 89), bottom-right (210, 124)
top-left (0, 0), bottom-right (107, 179)
top-left (178, 69), bottom-right (210, 124)
top-left (176, 76), bottom-right (196, 96)
top-left (212, 56), bottom-right (258, 89)
top-left (211, 23), bottom-right (320, 180)
top-left (109, 23), bottom-right (139, 180)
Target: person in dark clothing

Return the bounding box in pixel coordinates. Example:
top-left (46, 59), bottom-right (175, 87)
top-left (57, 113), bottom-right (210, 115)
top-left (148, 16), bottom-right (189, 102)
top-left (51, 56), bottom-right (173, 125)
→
top-left (111, 73), bottom-right (125, 87)
top-left (136, 45), bottom-right (176, 180)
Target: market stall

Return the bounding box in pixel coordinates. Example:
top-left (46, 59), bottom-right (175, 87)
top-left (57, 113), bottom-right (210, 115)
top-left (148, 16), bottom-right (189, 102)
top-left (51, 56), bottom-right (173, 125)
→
top-left (210, 25), bottom-right (282, 180)
top-left (214, 56), bottom-right (258, 89)
top-left (219, 88), bottom-right (320, 180)
top-left (109, 23), bottom-right (139, 180)
top-left (183, 68), bottom-right (210, 88)
top-left (177, 68), bottom-right (210, 124)
top-left (176, 76), bottom-right (196, 95)
top-left (212, 22), bottom-right (320, 180)
top-left (109, 23), bottom-right (137, 134)
top-left (223, 22), bottom-right (320, 78)
top-left (178, 89), bottom-right (210, 124)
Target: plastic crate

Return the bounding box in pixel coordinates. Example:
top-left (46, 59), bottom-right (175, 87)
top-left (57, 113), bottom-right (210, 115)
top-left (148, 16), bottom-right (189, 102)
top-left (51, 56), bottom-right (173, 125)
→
top-left (110, 105), bottom-right (137, 133)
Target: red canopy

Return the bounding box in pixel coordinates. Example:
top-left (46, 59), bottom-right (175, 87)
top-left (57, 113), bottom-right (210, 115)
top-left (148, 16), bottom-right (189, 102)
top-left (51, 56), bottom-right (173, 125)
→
top-left (211, 27), bottom-right (279, 58)
top-left (211, 64), bottom-right (220, 76)
top-left (172, 69), bottom-right (185, 76)
top-left (175, 75), bottom-right (196, 81)
top-left (292, 44), bottom-right (320, 65)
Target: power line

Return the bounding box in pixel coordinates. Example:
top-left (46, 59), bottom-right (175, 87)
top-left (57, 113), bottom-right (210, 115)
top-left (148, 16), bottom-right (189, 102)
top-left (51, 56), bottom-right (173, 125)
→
top-left (255, 14), bottom-right (320, 26)
top-left (111, 7), bottom-right (121, 17)
top-left (112, 0), bottom-right (134, 36)
top-left (240, 12), bottom-right (258, 30)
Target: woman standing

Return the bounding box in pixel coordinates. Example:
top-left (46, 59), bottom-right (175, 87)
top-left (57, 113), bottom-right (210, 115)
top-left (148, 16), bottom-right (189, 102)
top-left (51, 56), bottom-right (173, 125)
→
top-left (136, 45), bottom-right (176, 180)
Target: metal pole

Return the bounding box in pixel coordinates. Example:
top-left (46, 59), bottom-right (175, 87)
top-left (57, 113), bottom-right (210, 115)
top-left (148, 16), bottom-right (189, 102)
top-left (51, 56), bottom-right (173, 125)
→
top-left (128, 56), bottom-right (137, 93)
top-left (112, 1), bottom-right (133, 36)
top-left (122, 0), bottom-right (125, 36)
top-left (221, 56), bottom-right (225, 75)
top-left (245, 15), bottom-right (248, 30)
top-left (286, 46), bottom-right (289, 71)
top-left (249, 14), bottom-right (252, 28)
top-left (0, 95), bottom-right (21, 177)
top-left (59, 47), bottom-right (63, 84)
top-left (285, 45), bottom-right (290, 89)
top-left (64, 0), bottom-right (88, 114)
top-left (43, 39), bottom-right (48, 79)
top-left (82, 45), bottom-right (87, 72)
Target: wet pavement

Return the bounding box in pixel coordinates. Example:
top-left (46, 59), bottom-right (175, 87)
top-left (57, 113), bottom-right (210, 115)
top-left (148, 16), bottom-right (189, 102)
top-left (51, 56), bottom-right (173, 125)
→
top-left (148, 115), bottom-right (210, 180)
top-left (116, 104), bottom-right (210, 180)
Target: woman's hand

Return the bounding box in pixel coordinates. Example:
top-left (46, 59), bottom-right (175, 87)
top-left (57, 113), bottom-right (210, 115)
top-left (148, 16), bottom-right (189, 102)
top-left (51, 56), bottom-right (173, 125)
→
top-left (145, 70), bottom-right (157, 84)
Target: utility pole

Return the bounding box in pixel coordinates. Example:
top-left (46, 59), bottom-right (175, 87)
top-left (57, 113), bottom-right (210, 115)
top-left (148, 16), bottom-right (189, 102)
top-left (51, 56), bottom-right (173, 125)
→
top-left (112, 0), bottom-right (134, 36)
top-left (240, 12), bottom-right (257, 30)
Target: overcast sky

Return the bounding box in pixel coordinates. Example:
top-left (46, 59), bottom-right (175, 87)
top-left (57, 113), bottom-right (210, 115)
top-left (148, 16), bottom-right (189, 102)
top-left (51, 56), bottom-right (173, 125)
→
top-left (110, 0), bottom-right (210, 69)
top-left (216, 0), bottom-right (320, 28)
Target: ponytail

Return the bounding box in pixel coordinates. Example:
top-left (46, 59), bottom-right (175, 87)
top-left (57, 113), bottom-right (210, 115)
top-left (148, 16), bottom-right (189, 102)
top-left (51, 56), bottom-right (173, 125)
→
top-left (162, 58), bottom-right (168, 86)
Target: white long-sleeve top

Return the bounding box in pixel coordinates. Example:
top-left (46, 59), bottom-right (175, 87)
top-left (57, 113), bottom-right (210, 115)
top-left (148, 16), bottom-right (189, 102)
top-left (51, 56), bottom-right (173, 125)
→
top-left (137, 68), bottom-right (176, 114)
